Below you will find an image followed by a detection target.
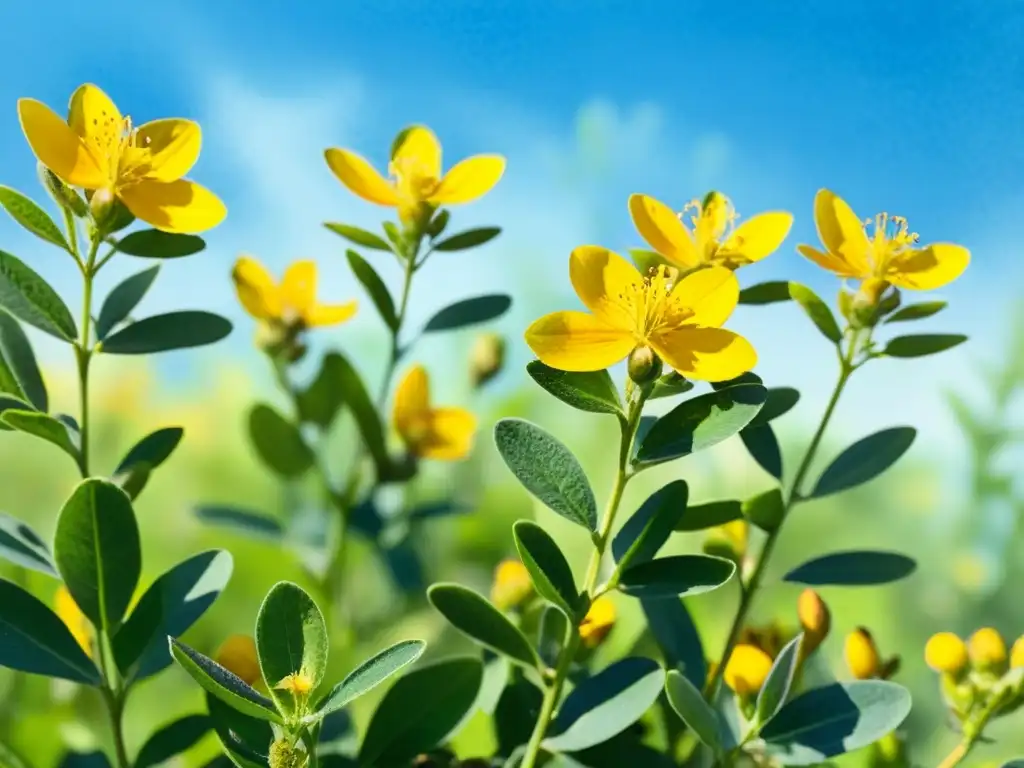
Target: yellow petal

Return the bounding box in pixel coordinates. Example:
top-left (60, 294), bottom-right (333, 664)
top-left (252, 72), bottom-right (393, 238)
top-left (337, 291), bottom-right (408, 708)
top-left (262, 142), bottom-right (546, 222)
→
top-left (304, 301), bottom-right (358, 328)
top-left (525, 311), bottom-right (634, 372)
top-left (669, 265), bottom-right (740, 328)
top-left (393, 125), bottom-right (442, 178)
top-left (127, 119), bottom-right (202, 181)
top-left (651, 326), bottom-right (757, 382)
top-left (281, 260), bottom-right (317, 315)
top-left (716, 212), bottom-right (793, 265)
top-left (430, 155), bottom-right (505, 205)
top-left (796, 244), bottom-right (862, 278)
top-left (418, 407), bottom-right (478, 460)
top-left (886, 244), bottom-right (970, 291)
top-left (814, 189), bottom-right (871, 275)
top-left (393, 365), bottom-right (431, 437)
top-left (569, 245), bottom-right (641, 330)
top-left (324, 148), bottom-right (398, 206)
top-left (17, 98), bottom-right (107, 188)
top-left (232, 256), bottom-right (281, 320)
top-left (118, 178), bottom-right (226, 233)
top-left (67, 84), bottom-right (122, 174)
top-left (628, 194), bottom-right (699, 268)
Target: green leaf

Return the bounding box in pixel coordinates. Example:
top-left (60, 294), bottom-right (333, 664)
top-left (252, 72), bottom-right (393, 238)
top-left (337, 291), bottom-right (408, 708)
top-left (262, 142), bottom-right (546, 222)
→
top-left (741, 424), bottom-right (783, 480)
top-left (619, 555), bottom-right (735, 599)
top-left (743, 488), bottom-right (785, 533)
top-left (649, 372), bottom-right (695, 400)
top-left (760, 681), bottom-right (912, 765)
top-left (358, 656), bottom-right (483, 766)
top-left (543, 657), bottom-right (665, 752)
top-left (248, 403), bottom-right (315, 478)
top-left (494, 418), bottom-right (597, 531)
top-left (613, 480), bottom-right (688, 569)
top-left (114, 229), bottom-right (206, 259)
top-left (195, 506), bottom-right (284, 542)
top-left (324, 222), bottom-right (392, 251)
top-left (101, 311), bottom-right (232, 354)
top-left (739, 281), bottom-right (793, 305)
top-left (0, 310), bottom-right (47, 411)
top-left (628, 248), bottom-right (670, 275)
top-left (423, 294), bottom-right (512, 333)
top-left (0, 249), bottom-right (77, 341)
top-left (664, 669), bottom-right (723, 752)
top-left (675, 500), bottom-right (742, 532)
top-left (316, 639), bottom-right (426, 717)
top-left (788, 283), bottom-right (841, 343)
top-left (513, 520), bottom-right (579, 618)
top-left (784, 551), bottom-right (916, 586)
top-left (883, 334), bottom-right (967, 358)
top-left (526, 361), bottom-right (622, 415)
top-left (749, 387), bottom-right (800, 427)
top-left (111, 427), bottom-right (184, 499)
top-left (115, 549), bottom-right (234, 681)
top-left (323, 352), bottom-right (390, 481)
top-left (0, 512), bottom-right (57, 576)
top-left (642, 598), bottom-right (706, 689)
top-left (634, 384), bottom-right (768, 467)
top-left (53, 479), bottom-right (140, 632)
top-left (256, 581), bottom-right (329, 709)
top-left (96, 265), bottom-right (161, 340)
top-left (0, 186), bottom-right (70, 251)
top-left (427, 209), bottom-right (450, 239)
top-left (135, 714), bottom-right (211, 768)
top-left (756, 634), bottom-right (803, 726)
top-left (206, 693), bottom-right (273, 768)
top-left (296, 355), bottom-right (345, 429)
top-left (885, 300), bottom-right (947, 323)
top-left (170, 638), bottom-right (281, 723)
top-left (428, 583), bottom-right (541, 671)
top-left (346, 250), bottom-right (398, 330)
top-left (812, 427), bottom-right (916, 498)
top-left (1, 410), bottom-right (80, 463)
top-left (432, 227), bottom-right (502, 252)
top-left (0, 577), bottom-right (100, 684)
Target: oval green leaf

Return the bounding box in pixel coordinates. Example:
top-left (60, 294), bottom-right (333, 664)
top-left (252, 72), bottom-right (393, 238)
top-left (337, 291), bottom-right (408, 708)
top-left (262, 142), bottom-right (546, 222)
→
top-left (665, 669), bottom-right (723, 752)
top-left (112, 426), bottom-right (184, 495)
top-left (650, 372), bottom-right (695, 400)
top-left (0, 309), bottom-right (48, 411)
top-left (526, 361), bottom-right (622, 415)
top-left (0, 249), bottom-right (77, 341)
top-left (323, 352), bottom-right (390, 481)
top-left (674, 499), bottom-right (743, 532)
top-left (325, 222), bottom-right (392, 251)
top-left (783, 551), bottom-right (916, 586)
top-left (884, 300), bottom-right (947, 323)
top-left (195, 506), bottom-right (284, 542)
top-left (423, 294), bottom-right (512, 333)
top-left (756, 634), bottom-right (804, 725)
top-left (316, 639), bottom-right (427, 717)
top-left (101, 311), bottom-right (232, 354)
top-left (739, 281), bottom-right (792, 305)
top-left (619, 555), bottom-right (735, 599)
top-left (96, 265), bottom-right (161, 340)
top-left (433, 227), bottom-right (501, 252)
top-left (749, 387), bottom-right (800, 427)
top-left (612, 480), bottom-right (688, 569)
top-left (0, 512), bottom-right (56, 576)
top-left (1, 410), bottom-right (80, 464)
top-left (741, 424), bottom-right (783, 480)
top-left (513, 520), bottom-right (579, 618)
top-left (788, 283), bottom-right (841, 344)
top-left (256, 581), bottom-right (329, 707)
top-left (883, 334), bottom-right (967, 358)
top-left (641, 597), bottom-right (706, 689)
top-left (811, 427), bottom-right (916, 498)
top-left (346, 250), bottom-right (397, 330)
top-left (0, 186), bottom-right (70, 251)
top-left (248, 403), bottom-right (315, 478)
top-left (114, 230), bottom-right (206, 258)
top-left (135, 714), bottom-right (211, 768)
top-left (170, 638), bottom-right (281, 723)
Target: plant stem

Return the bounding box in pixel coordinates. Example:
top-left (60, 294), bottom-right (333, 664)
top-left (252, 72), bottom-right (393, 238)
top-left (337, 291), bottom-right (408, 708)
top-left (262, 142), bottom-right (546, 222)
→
top-left (74, 234), bottom-right (100, 478)
top-left (936, 688), bottom-right (1008, 768)
top-left (101, 687), bottom-right (130, 768)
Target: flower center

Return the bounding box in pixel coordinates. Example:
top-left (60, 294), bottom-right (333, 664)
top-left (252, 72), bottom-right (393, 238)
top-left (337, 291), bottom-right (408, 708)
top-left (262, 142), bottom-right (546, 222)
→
top-left (620, 265), bottom-right (694, 340)
top-left (389, 157), bottom-right (439, 204)
top-left (680, 191), bottom-right (738, 263)
top-left (864, 212), bottom-right (919, 277)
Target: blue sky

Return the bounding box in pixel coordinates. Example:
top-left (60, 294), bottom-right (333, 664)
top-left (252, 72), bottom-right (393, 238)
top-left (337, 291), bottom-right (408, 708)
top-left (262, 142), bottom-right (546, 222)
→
top-left (0, 0), bottom-right (1022, 473)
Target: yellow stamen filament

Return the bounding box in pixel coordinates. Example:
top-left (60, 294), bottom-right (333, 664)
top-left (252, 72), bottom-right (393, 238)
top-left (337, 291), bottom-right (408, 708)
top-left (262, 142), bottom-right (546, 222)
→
top-left (863, 212), bottom-right (920, 277)
top-left (618, 265), bottom-right (693, 342)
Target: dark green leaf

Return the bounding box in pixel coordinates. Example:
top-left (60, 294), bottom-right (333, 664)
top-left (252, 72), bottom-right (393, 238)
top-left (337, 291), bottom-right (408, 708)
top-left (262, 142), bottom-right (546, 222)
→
top-left (674, 500), bottom-right (742, 532)
top-left (537, 607), bottom-right (568, 668)
top-left (432, 227), bottom-right (502, 252)
top-left (0, 310), bottom-right (47, 411)
top-left (0, 577), bottom-right (100, 684)
top-left (526, 361), bottom-right (622, 415)
top-left (248, 403), bottom-right (315, 478)
top-left (0, 186), bottom-right (70, 251)
top-left (883, 334), bottom-right (967, 358)
top-left (885, 301), bottom-right (947, 323)
top-left (256, 581), bottom-right (328, 710)
top-left (114, 230), bottom-right (206, 259)
top-left (426, 209), bottom-right (450, 239)
top-left (741, 424), bottom-right (783, 480)
top-left (756, 634), bottom-right (803, 725)
top-left (543, 657), bottom-right (665, 752)
top-left (641, 598), bottom-right (705, 689)
top-left (297, 354), bottom-right (346, 429)
top-left (54, 479), bottom-right (140, 632)
top-left (57, 753), bottom-right (111, 768)
top-left (101, 311), bottom-right (232, 354)
top-left (749, 387), bottom-right (800, 427)
top-left (112, 426), bottom-right (183, 497)
top-left (323, 352), bottom-right (390, 481)
top-left (0, 512), bottom-right (56, 576)
top-left (428, 583), bottom-right (540, 670)
top-left (494, 418), bottom-right (597, 531)
top-left (513, 520), bottom-right (579, 618)
top-left (1, 410), bottom-right (80, 463)
top-left (784, 551), bottom-right (916, 586)
top-left (789, 283), bottom-right (841, 344)
top-left (316, 639), bottom-right (426, 717)
top-left (358, 656), bottom-right (483, 766)
top-left (739, 281), bottom-right (792, 305)
top-left (423, 294), bottom-right (512, 333)
top-left (760, 681), bottom-right (912, 765)
top-left (207, 693), bottom-right (273, 766)
top-left (743, 488), bottom-right (785, 533)
top-left (634, 384), bottom-right (768, 467)
top-left (135, 714), bottom-right (211, 768)
top-left (170, 639), bottom-right (281, 723)
top-left (649, 372), bottom-right (695, 400)
top-left (0, 249), bottom-right (77, 340)
top-left (324, 223), bottom-right (392, 252)
top-left (613, 480), bottom-right (688, 569)
top-left (812, 427), bottom-right (916, 498)
top-left (619, 555), bottom-right (735, 599)
top-left (194, 506), bottom-right (284, 542)
top-left (96, 265), bottom-right (160, 339)
top-left (664, 670), bottom-right (723, 752)
top-left (346, 250), bottom-right (397, 330)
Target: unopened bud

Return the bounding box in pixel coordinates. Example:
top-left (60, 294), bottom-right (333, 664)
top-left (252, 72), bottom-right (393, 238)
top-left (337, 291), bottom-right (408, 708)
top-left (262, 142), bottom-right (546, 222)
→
top-left (627, 345), bottom-right (662, 385)
top-left (1011, 636), bottom-right (1024, 670)
top-left (269, 739), bottom-right (307, 768)
top-left (968, 627), bottom-right (1008, 674)
top-left (845, 627), bottom-right (881, 680)
top-left (925, 632), bottom-right (968, 676)
top-left (704, 520), bottom-right (747, 565)
top-left (579, 596), bottom-right (616, 648)
top-left (723, 644), bottom-right (773, 699)
top-left (88, 187), bottom-right (133, 236)
top-left (490, 559), bottom-right (533, 611)
top-left (37, 163), bottom-right (88, 217)
top-left (797, 589), bottom-right (831, 655)
top-left (469, 333), bottom-right (505, 389)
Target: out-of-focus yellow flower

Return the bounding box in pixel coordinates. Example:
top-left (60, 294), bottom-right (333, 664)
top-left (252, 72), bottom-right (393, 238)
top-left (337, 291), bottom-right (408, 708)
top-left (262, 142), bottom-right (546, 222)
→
top-left (525, 246), bottom-right (756, 381)
top-left (579, 596), bottom-right (616, 647)
top-left (925, 632), bottom-right (968, 676)
top-left (55, 585), bottom-right (93, 657)
top-left (469, 332), bottom-right (506, 389)
top-left (18, 83), bottom-right (225, 233)
top-left (630, 191), bottom-right (792, 271)
top-left (845, 628), bottom-right (881, 680)
top-left (216, 634), bottom-right (262, 687)
top-left (393, 365), bottom-right (477, 460)
top-left (704, 519), bottom-right (748, 565)
top-left (490, 559), bottom-right (534, 611)
top-left (724, 644), bottom-right (773, 698)
top-left (1010, 636), bottom-right (1024, 669)
top-left (324, 125), bottom-right (505, 226)
top-left (798, 189), bottom-right (969, 291)
top-left (232, 257), bottom-right (357, 330)
top-left (968, 627), bottom-right (1008, 674)
top-left (797, 589), bottom-right (831, 655)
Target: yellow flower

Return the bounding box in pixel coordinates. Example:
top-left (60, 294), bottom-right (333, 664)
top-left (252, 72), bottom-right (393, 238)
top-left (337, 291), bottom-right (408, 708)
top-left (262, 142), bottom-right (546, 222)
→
top-left (18, 83), bottom-right (225, 234)
top-left (968, 627), bottom-right (1008, 673)
top-left (845, 628), bottom-right (881, 680)
top-left (55, 585), bottom-right (93, 657)
top-left (629, 191), bottom-right (793, 270)
top-left (324, 125), bottom-right (505, 225)
top-left (798, 189), bottom-right (970, 291)
top-left (232, 257), bottom-right (357, 330)
top-left (925, 632), bottom-right (968, 676)
top-left (216, 634), bottom-right (262, 687)
top-left (1010, 636), bottom-right (1024, 670)
top-left (724, 644), bottom-right (773, 698)
top-left (393, 365), bottom-right (477, 460)
top-left (275, 671), bottom-right (315, 697)
top-left (797, 589), bottom-right (831, 655)
top-left (490, 559), bottom-right (534, 611)
top-left (579, 596), bottom-right (616, 647)
top-left (524, 246), bottom-right (756, 380)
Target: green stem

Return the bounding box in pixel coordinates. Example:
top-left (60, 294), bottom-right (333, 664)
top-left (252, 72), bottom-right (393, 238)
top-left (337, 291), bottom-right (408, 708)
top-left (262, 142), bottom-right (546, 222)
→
top-left (936, 689), bottom-right (1008, 768)
top-left (101, 687), bottom-right (130, 768)
top-left (74, 235), bottom-right (100, 478)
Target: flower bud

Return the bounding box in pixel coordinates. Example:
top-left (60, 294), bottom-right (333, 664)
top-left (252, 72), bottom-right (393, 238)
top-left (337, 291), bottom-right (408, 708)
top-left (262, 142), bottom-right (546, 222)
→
top-left (1011, 636), bottom-right (1024, 670)
top-left (845, 627), bottom-right (881, 680)
top-left (88, 187), bottom-right (123, 235)
top-left (723, 644), bottom-right (773, 699)
top-left (797, 589), bottom-right (831, 655)
top-left (38, 163), bottom-right (88, 217)
top-left (579, 595), bottom-right (616, 647)
top-left (490, 559), bottom-right (533, 612)
top-left (426, 208), bottom-right (450, 238)
top-left (968, 627), bottom-right (1008, 674)
top-left (627, 345), bottom-right (662, 384)
top-left (469, 332), bottom-right (505, 389)
top-left (704, 520), bottom-right (747, 565)
top-left (925, 632), bottom-right (968, 676)
top-left (269, 738), bottom-right (307, 768)
top-left (215, 634), bottom-right (262, 686)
